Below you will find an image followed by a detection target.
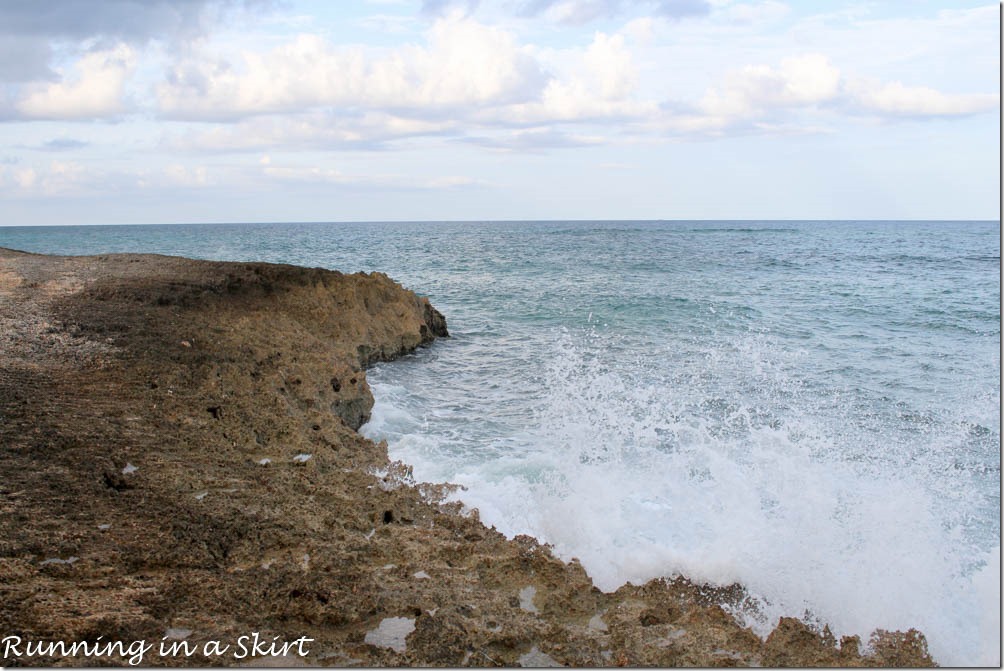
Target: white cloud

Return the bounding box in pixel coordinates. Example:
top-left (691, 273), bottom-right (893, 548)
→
top-left (420, 0), bottom-right (480, 18)
top-left (517, 0), bottom-right (711, 24)
top-left (651, 47), bottom-right (999, 138)
top-left (535, 0), bottom-right (618, 24)
top-left (461, 126), bottom-right (604, 152)
top-left (845, 78), bottom-right (999, 118)
top-left (424, 175), bottom-right (480, 188)
top-left (621, 16), bottom-right (655, 43)
top-left (261, 163), bottom-right (480, 190)
top-left (165, 112), bottom-right (457, 153)
top-left (700, 53), bottom-right (840, 118)
top-left (259, 165), bottom-right (354, 184)
top-left (711, 0), bottom-right (788, 25)
top-left (0, 0), bottom-right (264, 98)
top-left (0, 160), bottom-right (93, 195)
top-left (525, 77), bottom-right (651, 122)
top-left (155, 18), bottom-right (659, 149)
top-left (357, 13), bottom-right (419, 34)
top-left (682, 49), bottom-right (998, 136)
top-left (489, 30), bottom-right (653, 124)
top-left (17, 44), bottom-right (136, 120)
top-left (412, 17), bottom-right (547, 106)
top-left (0, 2), bottom-right (996, 223)
top-left (164, 163), bottom-right (213, 187)
top-left (159, 24), bottom-right (996, 156)
top-left (584, 31), bottom-right (637, 99)
top-left (157, 16), bottom-right (547, 119)
top-left (10, 166), bottom-right (37, 189)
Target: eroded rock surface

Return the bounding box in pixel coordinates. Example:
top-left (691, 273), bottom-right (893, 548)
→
top-left (0, 249), bottom-right (934, 667)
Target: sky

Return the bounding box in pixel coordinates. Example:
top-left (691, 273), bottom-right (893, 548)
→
top-left (0, 0), bottom-right (999, 225)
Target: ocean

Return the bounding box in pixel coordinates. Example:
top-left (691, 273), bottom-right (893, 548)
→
top-left (2, 220), bottom-right (999, 665)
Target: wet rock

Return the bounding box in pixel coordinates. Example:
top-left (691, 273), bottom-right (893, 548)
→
top-left (868, 629), bottom-right (935, 667)
top-left (0, 248), bottom-right (935, 668)
top-left (519, 645), bottom-right (562, 667)
top-left (408, 611), bottom-right (472, 664)
top-left (763, 617), bottom-right (842, 666)
top-left (364, 616), bottom-right (415, 653)
top-left (518, 586), bottom-right (539, 614)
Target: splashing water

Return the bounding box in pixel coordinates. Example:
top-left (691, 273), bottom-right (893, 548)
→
top-left (366, 321), bottom-right (999, 665)
top-left (3, 219), bottom-right (998, 665)
top-left (358, 222), bottom-right (1000, 667)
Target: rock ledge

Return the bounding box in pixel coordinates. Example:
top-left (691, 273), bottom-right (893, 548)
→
top-left (0, 249), bottom-right (934, 667)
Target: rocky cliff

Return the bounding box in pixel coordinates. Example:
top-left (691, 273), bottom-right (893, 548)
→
top-left (0, 248), bottom-right (934, 667)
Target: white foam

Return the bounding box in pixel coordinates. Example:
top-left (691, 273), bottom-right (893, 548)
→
top-left (972, 546), bottom-right (1002, 666)
top-left (364, 328), bottom-right (1000, 666)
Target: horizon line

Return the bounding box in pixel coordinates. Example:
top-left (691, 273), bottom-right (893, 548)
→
top-left (1, 218), bottom-right (1000, 228)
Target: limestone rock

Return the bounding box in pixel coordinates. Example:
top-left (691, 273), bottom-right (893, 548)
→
top-left (0, 247), bottom-right (935, 668)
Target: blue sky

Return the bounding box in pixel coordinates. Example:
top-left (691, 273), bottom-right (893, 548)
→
top-left (0, 0), bottom-right (998, 224)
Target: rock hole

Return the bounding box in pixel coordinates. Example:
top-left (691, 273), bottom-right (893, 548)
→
top-left (330, 377), bottom-right (341, 392)
top-left (102, 471), bottom-right (130, 491)
top-left (207, 406), bottom-right (223, 419)
top-left (383, 510), bottom-right (394, 524)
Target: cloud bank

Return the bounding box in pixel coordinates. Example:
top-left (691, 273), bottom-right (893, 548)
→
top-left (0, 1), bottom-right (997, 221)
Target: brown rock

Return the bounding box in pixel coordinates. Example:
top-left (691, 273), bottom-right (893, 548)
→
top-left (0, 248), bottom-right (934, 667)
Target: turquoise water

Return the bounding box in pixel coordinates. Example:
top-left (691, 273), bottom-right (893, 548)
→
top-left (2, 220), bottom-right (999, 664)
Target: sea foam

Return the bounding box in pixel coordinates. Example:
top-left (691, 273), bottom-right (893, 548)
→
top-left (364, 325), bottom-right (1000, 666)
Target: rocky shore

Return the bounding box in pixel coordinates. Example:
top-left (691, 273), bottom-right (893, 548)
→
top-left (0, 248), bottom-right (935, 667)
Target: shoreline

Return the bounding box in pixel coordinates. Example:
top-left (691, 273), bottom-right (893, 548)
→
top-left (0, 248), bottom-right (935, 667)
